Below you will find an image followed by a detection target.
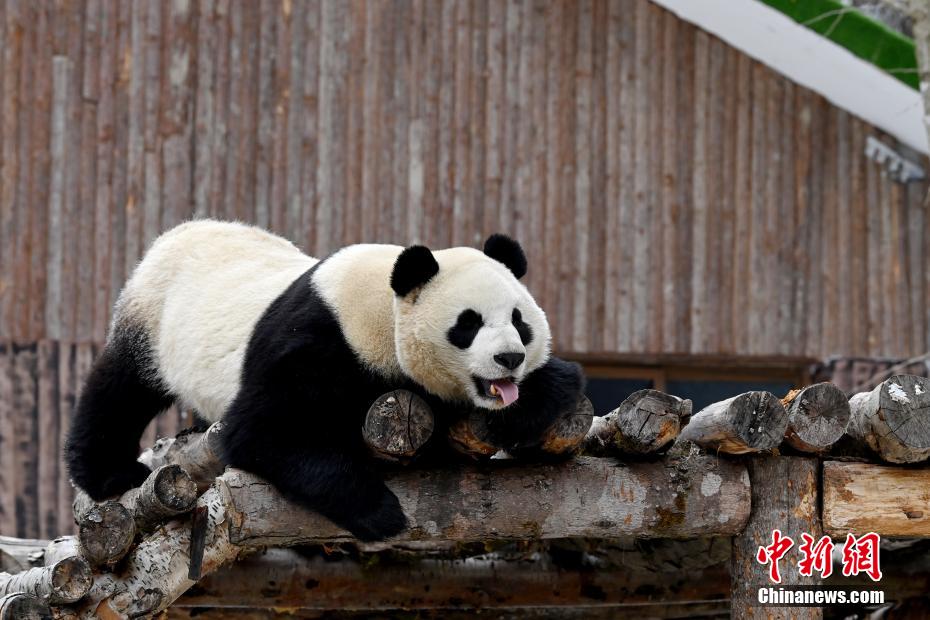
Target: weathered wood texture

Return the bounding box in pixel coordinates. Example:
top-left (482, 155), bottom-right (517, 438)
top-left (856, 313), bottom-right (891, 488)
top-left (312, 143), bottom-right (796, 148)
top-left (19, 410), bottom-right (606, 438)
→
top-left (823, 461), bottom-right (930, 537)
top-left (71, 457), bottom-right (749, 617)
top-left (781, 382), bottom-right (850, 453)
top-left (0, 0), bottom-right (924, 358)
top-left (678, 391), bottom-right (788, 454)
top-left (585, 389), bottom-right (690, 455)
top-left (847, 374), bottom-right (930, 463)
top-left (731, 456), bottom-right (822, 619)
top-left (172, 546), bottom-right (730, 614)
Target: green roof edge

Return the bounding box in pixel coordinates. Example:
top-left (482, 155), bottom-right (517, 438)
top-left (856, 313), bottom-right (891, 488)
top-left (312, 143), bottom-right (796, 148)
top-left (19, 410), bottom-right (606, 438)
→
top-left (759, 0), bottom-right (918, 90)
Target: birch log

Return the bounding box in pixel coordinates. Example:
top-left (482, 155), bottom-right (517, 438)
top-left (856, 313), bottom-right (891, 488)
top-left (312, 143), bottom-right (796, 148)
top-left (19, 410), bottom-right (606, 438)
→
top-left (0, 556), bottom-right (92, 605)
top-left (585, 390), bottom-right (691, 456)
top-left (74, 464), bottom-right (198, 534)
top-left (781, 382), bottom-right (850, 453)
top-left (139, 422), bottom-right (227, 488)
top-left (70, 456), bottom-right (750, 617)
top-left (678, 391), bottom-right (787, 454)
top-left (363, 390), bottom-right (434, 462)
top-left (847, 375), bottom-right (930, 463)
top-left (42, 538), bottom-right (78, 568)
top-left (0, 593), bottom-right (51, 620)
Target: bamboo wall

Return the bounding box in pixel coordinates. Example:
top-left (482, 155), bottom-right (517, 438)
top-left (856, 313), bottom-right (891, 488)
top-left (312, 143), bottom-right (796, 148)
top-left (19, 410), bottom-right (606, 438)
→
top-left (0, 0), bottom-right (928, 538)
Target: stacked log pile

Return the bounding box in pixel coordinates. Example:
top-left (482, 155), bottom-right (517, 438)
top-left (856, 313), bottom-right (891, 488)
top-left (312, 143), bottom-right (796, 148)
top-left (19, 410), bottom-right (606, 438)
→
top-left (0, 374), bottom-right (928, 617)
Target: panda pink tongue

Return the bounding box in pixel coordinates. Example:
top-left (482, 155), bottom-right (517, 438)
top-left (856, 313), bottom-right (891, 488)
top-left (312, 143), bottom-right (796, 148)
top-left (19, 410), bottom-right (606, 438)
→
top-left (491, 379), bottom-right (519, 406)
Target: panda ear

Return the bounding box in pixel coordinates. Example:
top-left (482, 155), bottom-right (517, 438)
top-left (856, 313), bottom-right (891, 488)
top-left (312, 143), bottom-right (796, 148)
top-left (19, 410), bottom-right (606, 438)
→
top-left (483, 234), bottom-right (527, 279)
top-left (391, 245), bottom-right (440, 298)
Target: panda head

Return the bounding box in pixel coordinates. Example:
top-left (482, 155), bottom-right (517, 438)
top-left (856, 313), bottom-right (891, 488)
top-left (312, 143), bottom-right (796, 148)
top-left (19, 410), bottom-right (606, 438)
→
top-left (390, 234), bottom-right (551, 410)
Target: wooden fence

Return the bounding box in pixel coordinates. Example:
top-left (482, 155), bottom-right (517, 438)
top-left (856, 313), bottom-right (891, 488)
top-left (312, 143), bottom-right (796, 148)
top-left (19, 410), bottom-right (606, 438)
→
top-left (0, 0), bottom-right (926, 358)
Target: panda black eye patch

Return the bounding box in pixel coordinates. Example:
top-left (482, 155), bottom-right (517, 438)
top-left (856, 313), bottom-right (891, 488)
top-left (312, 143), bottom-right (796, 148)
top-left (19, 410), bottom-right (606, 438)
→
top-left (512, 308), bottom-right (533, 345)
top-left (448, 309), bottom-right (483, 349)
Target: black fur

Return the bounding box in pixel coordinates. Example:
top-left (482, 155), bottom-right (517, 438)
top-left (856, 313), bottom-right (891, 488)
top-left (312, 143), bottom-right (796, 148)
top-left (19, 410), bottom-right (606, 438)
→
top-left (447, 309), bottom-right (483, 349)
top-left (65, 325), bottom-right (173, 500)
top-left (390, 245), bottom-right (439, 298)
top-left (511, 308), bottom-right (533, 345)
top-left (484, 357), bottom-right (586, 452)
top-left (220, 263), bottom-right (407, 541)
top-left (483, 234), bottom-right (527, 279)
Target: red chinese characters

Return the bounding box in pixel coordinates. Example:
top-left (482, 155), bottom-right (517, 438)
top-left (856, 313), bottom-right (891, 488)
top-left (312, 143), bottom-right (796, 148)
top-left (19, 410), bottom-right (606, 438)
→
top-left (841, 532), bottom-right (882, 582)
top-left (798, 534), bottom-right (834, 579)
top-left (756, 529), bottom-right (795, 583)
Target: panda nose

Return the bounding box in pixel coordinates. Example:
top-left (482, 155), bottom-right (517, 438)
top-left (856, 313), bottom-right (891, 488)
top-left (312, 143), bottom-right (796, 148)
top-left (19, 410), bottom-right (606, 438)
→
top-left (494, 352), bottom-right (525, 370)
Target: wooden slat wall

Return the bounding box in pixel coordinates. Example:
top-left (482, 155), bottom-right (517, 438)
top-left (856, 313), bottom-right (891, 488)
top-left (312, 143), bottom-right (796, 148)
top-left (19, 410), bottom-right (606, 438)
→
top-left (0, 0), bottom-right (928, 537)
top-left (0, 0), bottom-right (925, 358)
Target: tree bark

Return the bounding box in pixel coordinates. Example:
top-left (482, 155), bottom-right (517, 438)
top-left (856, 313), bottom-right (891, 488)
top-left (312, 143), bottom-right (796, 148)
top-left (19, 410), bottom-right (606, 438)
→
top-left (585, 389), bottom-right (690, 456)
top-left (781, 382), bottom-right (850, 454)
top-left (678, 391), bottom-right (787, 454)
top-left (823, 460), bottom-right (930, 537)
top-left (139, 422), bottom-right (227, 489)
top-left (847, 375), bottom-right (930, 463)
top-left (731, 456), bottom-right (822, 619)
top-left (0, 556), bottom-right (92, 605)
top-left (69, 456), bottom-right (750, 617)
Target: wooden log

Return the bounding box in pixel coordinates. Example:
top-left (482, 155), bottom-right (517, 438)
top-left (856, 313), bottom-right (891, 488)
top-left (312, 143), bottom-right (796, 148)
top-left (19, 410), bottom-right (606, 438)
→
top-left (846, 375), bottom-right (930, 464)
top-left (678, 391), bottom-right (787, 454)
top-left (138, 422), bottom-right (227, 488)
top-left (74, 501), bottom-right (135, 568)
top-left (584, 389), bottom-right (691, 456)
top-left (781, 382), bottom-right (850, 453)
top-left (173, 546), bottom-right (730, 613)
top-left (42, 538), bottom-right (78, 568)
top-left (0, 536), bottom-right (46, 572)
top-left (0, 556), bottom-right (92, 605)
top-left (731, 456), bottom-right (822, 619)
top-left (535, 396), bottom-right (595, 456)
top-left (823, 461), bottom-right (930, 537)
top-left (449, 397), bottom-right (596, 460)
top-left (73, 464), bottom-right (197, 535)
top-left (0, 593), bottom-right (51, 620)
top-left (362, 390), bottom-right (434, 463)
top-left (70, 456), bottom-right (750, 617)
top-left (447, 408), bottom-right (499, 459)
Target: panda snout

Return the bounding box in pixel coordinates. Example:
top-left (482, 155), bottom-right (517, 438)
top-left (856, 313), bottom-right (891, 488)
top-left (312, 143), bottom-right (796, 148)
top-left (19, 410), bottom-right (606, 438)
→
top-left (493, 352), bottom-right (525, 371)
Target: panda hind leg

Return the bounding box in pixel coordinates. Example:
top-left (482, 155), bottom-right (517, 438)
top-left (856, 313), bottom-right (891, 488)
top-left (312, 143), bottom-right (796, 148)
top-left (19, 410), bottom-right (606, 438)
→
top-left (65, 331), bottom-right (173, 500)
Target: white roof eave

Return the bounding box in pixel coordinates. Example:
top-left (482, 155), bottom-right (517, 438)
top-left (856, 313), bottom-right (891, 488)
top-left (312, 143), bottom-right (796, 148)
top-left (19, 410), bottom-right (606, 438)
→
top-left (651, 0), bottom-right (928, 155)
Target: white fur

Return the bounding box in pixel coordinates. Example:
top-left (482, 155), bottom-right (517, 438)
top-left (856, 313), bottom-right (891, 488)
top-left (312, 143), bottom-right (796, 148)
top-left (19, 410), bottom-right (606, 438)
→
top-left (115, 220), bottom-right (315, 421)
top-left (116, 220), bottom-right (551, 420)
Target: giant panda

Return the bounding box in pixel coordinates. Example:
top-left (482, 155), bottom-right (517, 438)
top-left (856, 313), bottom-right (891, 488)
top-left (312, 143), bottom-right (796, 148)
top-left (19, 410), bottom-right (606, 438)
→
top-left (65, 220), bottom-right (585, 541)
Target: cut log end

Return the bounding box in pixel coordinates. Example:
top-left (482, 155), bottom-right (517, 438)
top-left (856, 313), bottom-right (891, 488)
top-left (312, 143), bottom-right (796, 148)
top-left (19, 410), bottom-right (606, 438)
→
top-left (613, 389), bottom-right (690, 455)
top-left (848, 375), bottom-right (930, 464)
top-left (0, 593), bottom-right (51, 620)
top-left (363, 390), bottom-right (435, 462)
top-left (151, 465), bottom-right (199, 513)
top-left (48, 557), bottom-right (92, 605)
top-left (537, 397), bottom-right (595, 456)
top-left (76, 502), bottom-right (135, 568)
top-left (447, 409), bottom-right (498, 460)
top-left (782, 382), bottom-right (850, 453)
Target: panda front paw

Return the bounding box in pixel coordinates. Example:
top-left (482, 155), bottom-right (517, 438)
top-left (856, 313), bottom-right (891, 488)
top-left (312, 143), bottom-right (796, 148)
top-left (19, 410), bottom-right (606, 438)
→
top-left (341, 487), bottom-right (408, 542)
top-left (80, 461), bottom-right (152, 501)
